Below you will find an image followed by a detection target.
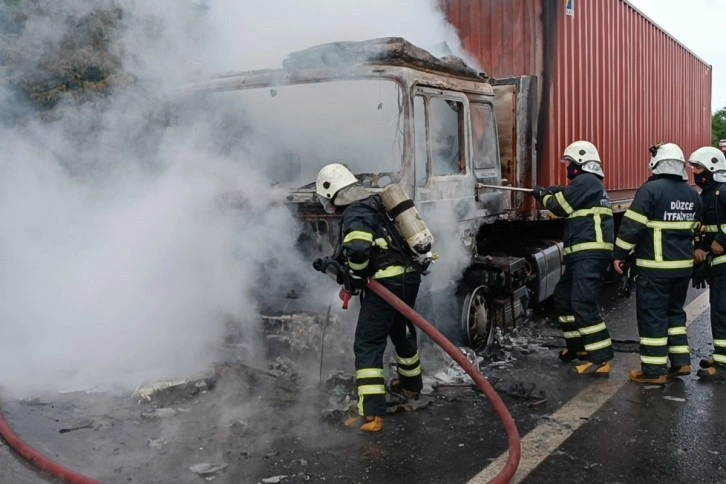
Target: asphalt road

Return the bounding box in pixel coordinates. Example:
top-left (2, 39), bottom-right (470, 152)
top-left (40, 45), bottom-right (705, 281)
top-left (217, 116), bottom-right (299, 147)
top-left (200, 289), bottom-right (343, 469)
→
top-left (0, 283), bottom-right (722, 484)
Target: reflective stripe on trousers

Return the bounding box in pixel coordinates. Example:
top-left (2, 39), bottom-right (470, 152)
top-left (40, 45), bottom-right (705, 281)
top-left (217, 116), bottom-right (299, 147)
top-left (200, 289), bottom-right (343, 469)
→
top-left (635, 276), bottom-right (691, 375)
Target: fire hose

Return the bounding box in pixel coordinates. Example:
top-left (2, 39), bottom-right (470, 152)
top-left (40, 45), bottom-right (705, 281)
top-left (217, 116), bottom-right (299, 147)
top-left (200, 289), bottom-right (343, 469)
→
top-left (366, 279), bottom-right (521, 484)
top-left (0, 404), bottom-right (101, 483)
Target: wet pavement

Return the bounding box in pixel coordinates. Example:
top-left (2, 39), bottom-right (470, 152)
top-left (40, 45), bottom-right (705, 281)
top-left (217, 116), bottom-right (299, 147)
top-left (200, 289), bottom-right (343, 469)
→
top-left (0, 282), bottom-right (723, 483)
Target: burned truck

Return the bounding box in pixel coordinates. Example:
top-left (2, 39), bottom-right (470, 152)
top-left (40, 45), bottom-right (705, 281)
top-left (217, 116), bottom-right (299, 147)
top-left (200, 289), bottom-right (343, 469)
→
top-left (173, 37), bottom-right (561, 351)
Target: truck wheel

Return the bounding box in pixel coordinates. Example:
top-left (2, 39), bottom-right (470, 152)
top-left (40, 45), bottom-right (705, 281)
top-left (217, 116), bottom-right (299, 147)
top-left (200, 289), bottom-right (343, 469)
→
top-left (461, 285), bottom-right (493, 352)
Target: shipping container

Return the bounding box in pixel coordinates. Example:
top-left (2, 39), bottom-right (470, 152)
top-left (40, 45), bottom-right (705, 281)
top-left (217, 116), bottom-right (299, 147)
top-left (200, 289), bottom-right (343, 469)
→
top-left (440, 0), bottom-right (712, 202)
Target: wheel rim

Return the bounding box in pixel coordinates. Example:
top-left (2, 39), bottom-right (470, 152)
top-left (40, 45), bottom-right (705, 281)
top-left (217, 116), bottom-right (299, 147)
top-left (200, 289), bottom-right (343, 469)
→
top-left (462, 285), bottom-right (492, 352)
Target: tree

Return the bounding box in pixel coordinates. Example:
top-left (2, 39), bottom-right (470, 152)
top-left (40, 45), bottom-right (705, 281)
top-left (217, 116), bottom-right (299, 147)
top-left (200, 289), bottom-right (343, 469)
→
top-left (713, 106), bottom-right (726, 148)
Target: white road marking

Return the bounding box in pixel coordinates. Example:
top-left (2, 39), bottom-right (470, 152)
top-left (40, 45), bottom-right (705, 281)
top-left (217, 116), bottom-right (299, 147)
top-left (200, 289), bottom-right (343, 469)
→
top-left (467, 289), bottom-right (710, 484)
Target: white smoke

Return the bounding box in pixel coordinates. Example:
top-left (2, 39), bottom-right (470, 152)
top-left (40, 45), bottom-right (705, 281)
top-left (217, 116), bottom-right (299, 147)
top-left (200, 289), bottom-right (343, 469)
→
top-left (0, 0), bottom-right (468, 397)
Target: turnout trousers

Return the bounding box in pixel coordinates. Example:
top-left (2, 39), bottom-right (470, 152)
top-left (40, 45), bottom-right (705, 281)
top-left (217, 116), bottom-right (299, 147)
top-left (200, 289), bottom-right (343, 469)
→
top-left (635, 276), bottom-right (691, 375)
top-left (710, 271), bottom-right (726, 368)
top-left (354, 278), bottom-right (422, 417)
top-left (553, 257), bottom-right (614, 363)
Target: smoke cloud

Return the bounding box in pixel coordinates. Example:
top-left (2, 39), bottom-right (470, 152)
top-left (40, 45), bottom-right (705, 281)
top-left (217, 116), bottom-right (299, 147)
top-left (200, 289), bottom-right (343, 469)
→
top-left (0, 0), bottom-right (468, 397)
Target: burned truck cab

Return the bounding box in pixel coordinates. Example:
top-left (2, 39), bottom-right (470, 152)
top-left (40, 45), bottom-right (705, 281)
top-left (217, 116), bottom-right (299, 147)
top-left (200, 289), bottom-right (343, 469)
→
top-left (176, 37), bottom-right (554, 351)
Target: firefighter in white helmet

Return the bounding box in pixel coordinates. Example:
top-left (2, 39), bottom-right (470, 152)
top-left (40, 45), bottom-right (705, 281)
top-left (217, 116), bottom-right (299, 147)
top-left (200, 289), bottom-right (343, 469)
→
top-left (313, 163), bottom-right (427, 432)
top-left (613, 143), bottom-right (702, 384)
top-left (689, 146), bottom-right (726, 380)
top-left (531, 140), bottom-right (615, 376)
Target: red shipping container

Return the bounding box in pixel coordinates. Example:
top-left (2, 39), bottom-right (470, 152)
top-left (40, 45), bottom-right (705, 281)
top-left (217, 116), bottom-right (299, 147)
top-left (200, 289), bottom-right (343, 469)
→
top-left (439, 0), bottom-right (712, 200)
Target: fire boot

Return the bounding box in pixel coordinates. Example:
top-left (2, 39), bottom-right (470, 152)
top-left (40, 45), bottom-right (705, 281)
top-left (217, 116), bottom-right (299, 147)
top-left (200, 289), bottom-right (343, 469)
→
top-left (388, 379), bottom-right (420, 403)
top-left (629, 370), bottom-right (667, 385)
top-left (572, 360), bottom-right (611, 377)
top-left (697, 367), bottom-right (726, 381)
top-left (344, 415), bottom-right (384, 432)
top-left (559, 349), bottom-right (588, 363)
top-left (667, 365), bottom-right (691, 378)
top-left (699, 357), bottom-right (715, 369)
top-left (359, 416), bottom-right (384, 432)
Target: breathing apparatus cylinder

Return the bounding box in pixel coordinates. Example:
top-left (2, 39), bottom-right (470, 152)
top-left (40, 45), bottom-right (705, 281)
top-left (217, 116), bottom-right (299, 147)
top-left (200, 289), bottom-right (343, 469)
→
top-left (379, 184), bottom-right (434, 256)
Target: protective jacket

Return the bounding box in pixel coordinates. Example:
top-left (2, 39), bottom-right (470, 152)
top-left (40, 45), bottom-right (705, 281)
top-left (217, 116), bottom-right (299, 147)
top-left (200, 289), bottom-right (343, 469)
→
top-left (541, 173), bottom-right (614, 261)
top-left (614, 174), bottom-right (702, 278)
top-left (697, 181), bottom-right (726, 275)
top-left (340, 195), bottom-right (420, 282)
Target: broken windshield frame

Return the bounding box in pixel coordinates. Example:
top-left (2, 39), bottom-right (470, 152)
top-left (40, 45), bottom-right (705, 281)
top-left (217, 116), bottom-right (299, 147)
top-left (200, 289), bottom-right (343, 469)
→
top-left (170, 78), bottom-right (407, 192)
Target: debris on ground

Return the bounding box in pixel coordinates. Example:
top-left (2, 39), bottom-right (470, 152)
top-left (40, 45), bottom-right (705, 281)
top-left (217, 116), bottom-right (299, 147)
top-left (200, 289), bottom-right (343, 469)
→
top-left (141, 407), bottom-right (177, 419)
top-left (261, 476), bottom-right (288, 483)
top-left (189, 463), bottom-right (228, 475)
top-left (147, 438), bottom-right (166, 449)
top-left (57, 420), bottom-right (94, 434)
top-left (132, 370), bottom-right (215, 403)
top-left (261, 312), bottom-right (348, 353)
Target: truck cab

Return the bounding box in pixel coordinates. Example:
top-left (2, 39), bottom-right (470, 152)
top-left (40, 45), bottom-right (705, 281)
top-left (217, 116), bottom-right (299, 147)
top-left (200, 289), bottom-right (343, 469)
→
top-left (174, 38), bottom-right (557, 350)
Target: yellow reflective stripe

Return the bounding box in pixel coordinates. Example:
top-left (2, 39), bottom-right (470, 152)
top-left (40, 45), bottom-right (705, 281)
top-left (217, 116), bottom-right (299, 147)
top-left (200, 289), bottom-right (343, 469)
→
top-left (640, 337), bottom-right (668, 346)
top-left (555, 192), bottom-right (574, 215)
top-left (703, 224), bottom-right (726, 233)
top-left (356, 368), bottom-right (384, 380)
top-left (580, 322), bottom-right (607, 335)
top-left (569, 207), bottom-right (614, 218)
top-left (585, 338), bottom-right (612, 352)
top-left (398, 367), bottom-right (422, 377)
top-left (542, 194), bottom-right (554, 206)
top-left (563, 242), bottom-right (614, 255)
top-left (397, 353), bottom-right (420, 366)
top-left (636, 259), bottom-right (694, 269)
top-left (348, 260), bottom-right (369, 271)
top-left (714, 354), bottom-right (726, 364)
top-left (563, 331), bottom-right (582, 339)
top-left (653, 228), bottom-right (663, 261)
top-left (668, 326), bottom-right (687, 336)
top-left (713, 339), bottom-right (726, 348)
top-left (668, 346), bottom-right (690, 354)
top-left (641, 355), bottom-right (668, 365)
top-left (624, 209), bottom-right (649, 225)
top-left (373, 237), bottom-right (389, 249)
top-left (616, 238), bottom-right (636, 251)
top-left (343, 230), bottom-right (374, 244)
top-left (646, 221), bottom-right (699, 230)
top-left (713, 254), bottom-right (726, 266)
top-left (373, 265), bottom-right (415, 279)
top-left (357, 384), bottom-right (386, 396)
top-left (594, 214), bottom-right (603, 243)
top-left (559, 315), bottom-right (576, 323)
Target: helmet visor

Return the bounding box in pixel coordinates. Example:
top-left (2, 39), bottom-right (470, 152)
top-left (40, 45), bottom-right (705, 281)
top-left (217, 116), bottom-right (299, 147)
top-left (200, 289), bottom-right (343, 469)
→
top-left (317, 194), bottom-right (336, 214)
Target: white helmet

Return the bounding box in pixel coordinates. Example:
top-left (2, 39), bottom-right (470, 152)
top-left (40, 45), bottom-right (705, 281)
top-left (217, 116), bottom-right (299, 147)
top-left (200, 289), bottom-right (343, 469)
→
top-left (649, 142), bottom-right (688, 180)
top-left (562, 140), bottom-right (605, 178)
top-left (315, 163), bottom-right (359, 212)
top-left (689, 146), bottom-right (726, 182)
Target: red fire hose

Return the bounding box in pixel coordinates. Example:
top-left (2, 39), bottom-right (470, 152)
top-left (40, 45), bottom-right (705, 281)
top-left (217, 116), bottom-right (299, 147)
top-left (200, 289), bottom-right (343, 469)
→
top-left (367, 279), bottom-right (521, 484)
top-left (0, 404), bottom-right (101, 483)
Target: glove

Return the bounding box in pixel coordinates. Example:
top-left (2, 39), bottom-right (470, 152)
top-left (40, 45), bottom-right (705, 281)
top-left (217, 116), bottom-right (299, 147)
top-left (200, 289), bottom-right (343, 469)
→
top-left (616, 254), bottom-right (636, 299)
top-left (531, 185), bottom-right (551, 202)
top-left (691, 257), bottom-right (712, 289)
top-left (549, 185), bottom-right (564, 194)
top-left (313, 256), bottom-right (345, 284)
top-left (347, 274), bottom-right (366, 291)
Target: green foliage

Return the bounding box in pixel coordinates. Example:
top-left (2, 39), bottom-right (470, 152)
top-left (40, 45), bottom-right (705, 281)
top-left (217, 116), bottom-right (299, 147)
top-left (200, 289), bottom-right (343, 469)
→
top-left (0, 0), bottom-right (130, 116)
top-left (714, 106), bottom-right (726, 148)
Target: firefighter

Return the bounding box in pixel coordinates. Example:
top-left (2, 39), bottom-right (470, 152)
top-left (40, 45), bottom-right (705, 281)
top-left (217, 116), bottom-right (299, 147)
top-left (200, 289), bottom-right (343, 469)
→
top-left (613, 143), bottom-right (702, 385)
top-left (314, 163), bottom-right (423, 433)
top-left (532, 140), bottom-right (615, 376)
top-left (688, 146), bottom-right (726, 381)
